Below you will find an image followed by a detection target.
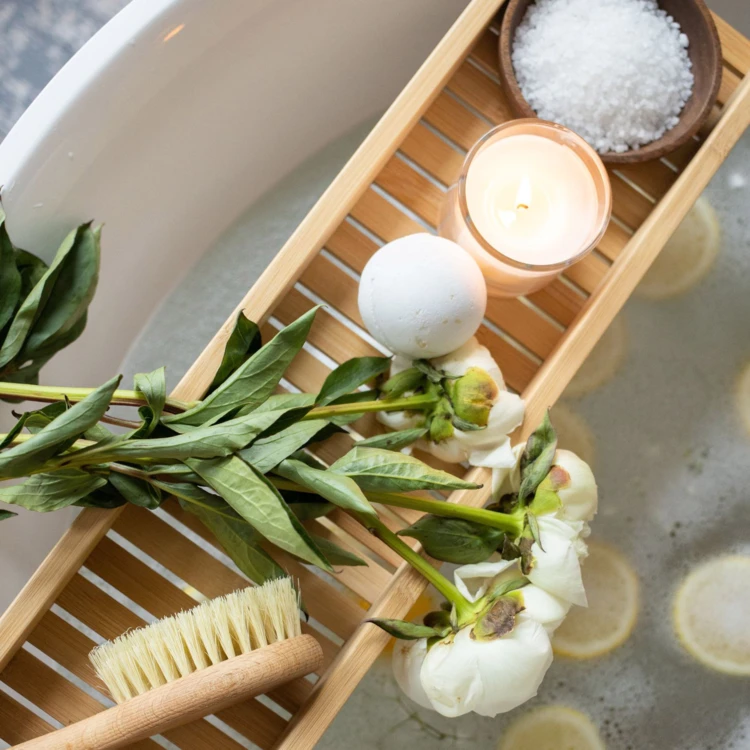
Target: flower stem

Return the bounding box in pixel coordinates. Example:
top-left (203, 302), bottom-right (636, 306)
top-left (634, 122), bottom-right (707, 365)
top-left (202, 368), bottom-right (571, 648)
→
top-left (270, 478), bottom-right (523, 535)
top-left (367, 491), bottom-right (524, 535)
top-left (0, 382), bottom-right (193, 413)
top-left (303, 393), bottom-right (438, 421)
top-left (359, 513), bottom-right (475, 621)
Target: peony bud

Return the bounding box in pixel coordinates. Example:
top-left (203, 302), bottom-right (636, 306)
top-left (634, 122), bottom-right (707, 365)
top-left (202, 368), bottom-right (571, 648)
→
top-left (446, 366), bottom-right (499, 427)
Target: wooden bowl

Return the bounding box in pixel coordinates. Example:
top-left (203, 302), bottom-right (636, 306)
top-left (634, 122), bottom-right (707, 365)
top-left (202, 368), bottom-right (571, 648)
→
top-left (498, 0), bottom-right (723, 164)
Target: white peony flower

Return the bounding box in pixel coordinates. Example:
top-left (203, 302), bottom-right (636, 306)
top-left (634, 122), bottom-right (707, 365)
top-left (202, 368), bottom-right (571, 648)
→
top-left (418, 616), bottom-right (552, 717)
top-left (492, 446), bottom-right (598, 523)
top-left (392, 637), bottom-right (433, 710)
top-left (378, 338), bottom-right (524, 470)
top-left (527, 516), bottom-right (588, 606)
top-left (545, 449), bottom-right (598, 522)
top-left (453, 559), bottom-right (571, 634)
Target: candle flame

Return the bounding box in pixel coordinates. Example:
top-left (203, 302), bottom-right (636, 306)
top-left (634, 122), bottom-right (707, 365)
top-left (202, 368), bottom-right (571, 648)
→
top-left (515, 176), bottom-right (532, 211)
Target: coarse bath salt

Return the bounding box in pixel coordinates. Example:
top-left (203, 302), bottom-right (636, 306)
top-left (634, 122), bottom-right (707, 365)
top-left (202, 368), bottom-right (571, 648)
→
top-left (512, 0), bottom-right (695, 154)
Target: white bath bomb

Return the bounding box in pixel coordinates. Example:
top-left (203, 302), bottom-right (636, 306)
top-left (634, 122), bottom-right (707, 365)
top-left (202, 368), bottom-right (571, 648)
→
top-left (358, 234), bottom-right (487, 358)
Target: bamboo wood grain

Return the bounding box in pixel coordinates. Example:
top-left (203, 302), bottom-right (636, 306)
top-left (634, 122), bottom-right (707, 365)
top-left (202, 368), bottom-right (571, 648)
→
top-left (713, 12), bottom-right (750, 73)
top-left (0, 507), bottom-right (118, 672)
top-left (14, 636), bottom-right (323, 750)
top-left (0, 690), bottom-right (55, 747)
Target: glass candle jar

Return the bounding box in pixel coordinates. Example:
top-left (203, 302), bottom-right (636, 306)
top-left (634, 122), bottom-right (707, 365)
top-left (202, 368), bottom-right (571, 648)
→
top-left (439, 119), bottom-right (612, 298)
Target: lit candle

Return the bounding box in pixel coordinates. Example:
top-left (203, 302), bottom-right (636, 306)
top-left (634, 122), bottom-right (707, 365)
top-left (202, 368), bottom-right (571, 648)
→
top-left (439, 120), bottom-right (611, 298)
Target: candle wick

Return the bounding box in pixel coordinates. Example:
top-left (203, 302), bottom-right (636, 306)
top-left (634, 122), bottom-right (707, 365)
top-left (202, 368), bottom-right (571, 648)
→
top-left (516, 203), bottom-right (529, 211)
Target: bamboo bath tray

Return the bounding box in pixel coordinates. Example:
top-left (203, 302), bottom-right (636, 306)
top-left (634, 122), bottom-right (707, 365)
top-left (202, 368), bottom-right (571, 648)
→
top-left (1, 1), bottom-right (749, 747)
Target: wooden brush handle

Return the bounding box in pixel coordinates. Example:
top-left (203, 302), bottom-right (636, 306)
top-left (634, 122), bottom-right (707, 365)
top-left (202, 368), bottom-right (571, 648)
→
top-left (16, 635), bottom-right (322, 750)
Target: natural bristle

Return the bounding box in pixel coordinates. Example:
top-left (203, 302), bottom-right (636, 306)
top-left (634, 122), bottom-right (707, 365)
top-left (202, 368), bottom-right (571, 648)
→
top-left (90, 577), bottom-right (301, 703)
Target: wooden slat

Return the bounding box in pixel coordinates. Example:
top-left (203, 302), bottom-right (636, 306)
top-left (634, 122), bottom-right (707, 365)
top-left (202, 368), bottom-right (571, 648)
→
top-left (275, 287), bottom-right (380, 361)
top-left (423, 89), bottom-right (490, 150)
top-left (301, 254), bottom-right (364, 326)
top-left (446, 59), bottom-right (514, 123)
top-left (0, 690), bottom-right (55, 747)
top-left (528, 281), bottom-right (584, 327)
top-left (400, 122), bottom-right (465, 186)
top-left (596, 220), bottom-right (632, 263)
top-left (375, 155), bottom-right (444, 227)
top-left (0, 507), bottom-right (117, 672)
top-left (468, 27), bottom-right (500, 76)
top-left (485, 297), bottom-right (561, 359)
top-left (3, 649), bottom-right (152, 750)
top-left (714, 12), bottom-right (750, 74)
top-left (718, 64), bottom-right (743, 106)
top-left (616, 160), bottom-right (679, 201)
top-left (28, 611), bottom-right (100, 687)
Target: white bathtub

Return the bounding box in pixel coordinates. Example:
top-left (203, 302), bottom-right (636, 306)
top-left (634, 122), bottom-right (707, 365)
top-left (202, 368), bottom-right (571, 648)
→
top-left (0, 0), bottom-right (470, 610)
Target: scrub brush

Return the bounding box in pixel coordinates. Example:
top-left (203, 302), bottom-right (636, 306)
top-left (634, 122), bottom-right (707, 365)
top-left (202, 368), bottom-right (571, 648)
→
top-left (16, 577), bottom-right (322, 750)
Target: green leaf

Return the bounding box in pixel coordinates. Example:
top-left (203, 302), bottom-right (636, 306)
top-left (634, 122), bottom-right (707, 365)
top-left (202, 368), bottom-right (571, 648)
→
top-left (19, 223), bottom-right (100, 361)
top-left (398, 515), bottom-right (506, 564)
top-left (176, 495), bottom-right (285, 585)
top-left (23, 402), bottom-right (69, 434)
top-left (164, 307), bottom-right (319, 427)
top-left (526, 511), bottom-right (543, 552)
top-left (380, 367), bottom-right (426, 399)
top-left (316, 356), bottom-right (391, 407)
top-left (0, 468), bottom-right (106, 512)
top-left (0, 375), bottom-right (121, 479)
top-left (15, 249), bottom-right (49, 299)
top-left (0, 212), bottom-right (22, 334)
top-left (75, 483), bottom-right (127, 509)
top-left (17, 312), bottom-right (88, 367)
top-left (240, 419), bottom-right (330, 474)
top-left (0, 412), bottom-right (32, 449)
top-left (413, 359), bottom-right (446, 384)
top-left (366, 618), bottom-right (445, 640)
top-left (275, 458), bottom-right (377, 520)
top-left (0, 224), bottom-right (84, 370)
top-left (132, 367), bottom-right (167, 438)
top-left (187, 455), bottom-right (333, 571)
top-left (0, 509), bottom-right (17, 521)
top-left (519, 411), bottom-right (558, 503)
top-left (68, 402), bottom-right (298, 465)
top-left (209, 312), bottom-right (262, 393)
top-left (109, 473), bottom-right (163, 509)
top-left (330, 446), bottom-right (480, 493)
top-left (286, 498), bottom-right (335, 521)
top-left (309, 534), bottom-right (367, 567)
top-left (145, 464), bottom-right (203, 483)
top-left (357, 427), bottom-right (427, 451)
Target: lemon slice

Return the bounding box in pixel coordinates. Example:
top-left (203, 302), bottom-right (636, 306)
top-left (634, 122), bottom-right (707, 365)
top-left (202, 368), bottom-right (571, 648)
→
top-left (737, 363), bottom-right (750, 438)
top-left (673, 555), bottom-right (750, 676)
top-left (565, 316), bottom-right (627, 398)
top-left (550, 403), bottom-right (596, 467)
top-left (553, 541), bottom-right (639, 659)
top-left (498, 705), bottom-right (605, 750)
top-left (636, 196), bottom-right (721, 300)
